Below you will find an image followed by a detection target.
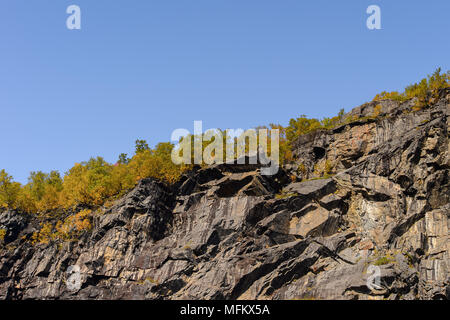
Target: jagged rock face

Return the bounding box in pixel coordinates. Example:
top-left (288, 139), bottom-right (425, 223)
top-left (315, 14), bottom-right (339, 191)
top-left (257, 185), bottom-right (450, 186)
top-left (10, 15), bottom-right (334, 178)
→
top-left (0, 89), bottom-right (449, 300)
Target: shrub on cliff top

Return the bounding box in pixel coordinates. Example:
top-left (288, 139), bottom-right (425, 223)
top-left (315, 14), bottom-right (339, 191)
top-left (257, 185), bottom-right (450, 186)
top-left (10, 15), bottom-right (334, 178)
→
top-left (0, 170), bottom-right (21, 210)
top-left (373, 68), bottom-right (449, 109)
top-left (0, 69), bottom-right (447, 216)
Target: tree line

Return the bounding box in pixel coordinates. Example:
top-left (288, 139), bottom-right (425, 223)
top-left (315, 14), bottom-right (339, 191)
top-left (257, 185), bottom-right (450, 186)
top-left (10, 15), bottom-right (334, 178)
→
top-left (0, 68), bottom-right (448, 216)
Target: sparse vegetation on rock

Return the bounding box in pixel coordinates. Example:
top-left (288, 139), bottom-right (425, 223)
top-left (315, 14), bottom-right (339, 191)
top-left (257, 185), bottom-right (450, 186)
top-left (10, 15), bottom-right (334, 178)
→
top-left (0, 71), bottom-right (448, 300)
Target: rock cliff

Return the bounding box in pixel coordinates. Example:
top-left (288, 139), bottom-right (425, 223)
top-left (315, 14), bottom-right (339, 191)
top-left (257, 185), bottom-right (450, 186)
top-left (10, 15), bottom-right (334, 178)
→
top-left (1, 88), bottom-right (449, 300)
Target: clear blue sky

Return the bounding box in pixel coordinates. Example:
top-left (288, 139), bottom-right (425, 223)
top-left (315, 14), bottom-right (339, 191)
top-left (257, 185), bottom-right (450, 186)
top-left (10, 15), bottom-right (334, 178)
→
top-left (1, 0), bottom-right (449, 183)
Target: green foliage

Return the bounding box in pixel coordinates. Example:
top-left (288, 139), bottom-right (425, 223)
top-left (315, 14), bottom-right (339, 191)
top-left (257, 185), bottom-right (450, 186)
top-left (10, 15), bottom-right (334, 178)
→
top-left (286, 116), bottom-right (322, 146)
top-left (403, 252), bottom-right (415, 268)
top-left (285, 109), bottom-right (345, 148)
top-left (0, 138), bottom-right (189, 214)
top-left (373, 68), bottom-right (449, 110)
top-left (373, 255), bottom-right (395, 266)
top-left (0, 170), bottom-right (21, 209)
top-left (275, 191), bottom-right (298, 199)
top-left (128, 142), bottom-right (186, 184)
top-left (321, 108), bottom-right (345, 129)
top-left (0, 69), bottom-right (447, 218)
top-left (311, 159), bottom-right (333, 180)
top-left (118, 153), bottom-right (130, 165)
top-left (371, 104), bottom-right (383, 118)
top-left (269, 124), bottom-right (292, 164)
top-left (372, 91), bottom-right (408, 102)
top-left (31, 209), bottom-right (93, 244)
top-left (297, 163), bottom-right (307, 176)
top-left (31, 222), bottom-right (54, 245)
top-left (61, 157), bottom-right (119, 207)
top-left (55, 209), bottom-right (92, 241)
top-left (20, 171), bottom-right (63, 213)
top-left (427, 68), bottom-right (450, 90)
top-left (137, 277), bottom-right (159, 285)
top-left (135, 139), bottom-right (150, 153)
top-left (324, 160), bottom-right (333, 176)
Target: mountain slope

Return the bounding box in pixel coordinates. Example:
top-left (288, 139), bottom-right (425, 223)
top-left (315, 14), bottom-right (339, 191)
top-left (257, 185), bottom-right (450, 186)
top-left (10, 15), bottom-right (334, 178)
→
top-left (0, 88), bottom-right (448, 300)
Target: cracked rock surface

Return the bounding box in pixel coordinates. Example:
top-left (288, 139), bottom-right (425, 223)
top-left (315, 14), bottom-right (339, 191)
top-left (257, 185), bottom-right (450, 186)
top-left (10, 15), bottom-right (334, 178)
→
top-left (0, 89), bottom-right (449, 300)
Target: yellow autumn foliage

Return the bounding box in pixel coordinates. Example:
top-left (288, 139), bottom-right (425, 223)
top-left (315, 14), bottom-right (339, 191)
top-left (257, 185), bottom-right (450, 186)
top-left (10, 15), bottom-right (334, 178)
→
top-left (0, 68), bottom-right (447, 218)
top-left (373, 68), bottom-right (449, 110)
top-left (31, 209), bottom-right (93, 244)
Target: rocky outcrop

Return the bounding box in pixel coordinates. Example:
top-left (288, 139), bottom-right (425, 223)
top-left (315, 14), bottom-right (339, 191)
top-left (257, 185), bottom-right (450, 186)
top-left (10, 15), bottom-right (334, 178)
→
top-left (0, 89), bottom-right (448, 300)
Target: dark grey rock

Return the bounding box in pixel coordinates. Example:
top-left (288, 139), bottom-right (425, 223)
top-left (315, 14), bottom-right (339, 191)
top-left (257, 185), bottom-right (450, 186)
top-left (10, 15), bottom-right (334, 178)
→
top-left (0, 88), bottom-right (448, 300)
